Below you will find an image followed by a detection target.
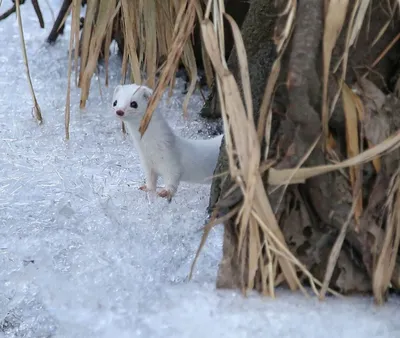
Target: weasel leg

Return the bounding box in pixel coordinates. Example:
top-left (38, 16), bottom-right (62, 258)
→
top-left (139, 168), bottom-right (157, 193)
top-left (157, 174), bottom-right (180, 203)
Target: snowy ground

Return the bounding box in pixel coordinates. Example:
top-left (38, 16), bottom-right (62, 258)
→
top-left (1, 1), bottom-right (400, 337)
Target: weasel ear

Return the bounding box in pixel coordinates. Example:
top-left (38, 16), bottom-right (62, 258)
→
top-left (113, 85), bottom-right (122, 100)
top-left (141, 86), bottom-right (153, 102)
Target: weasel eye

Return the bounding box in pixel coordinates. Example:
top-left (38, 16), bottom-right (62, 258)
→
top-left (113, 100), bottom-right (117, 107)
top-left (130, 101), bottom-right (138, 109)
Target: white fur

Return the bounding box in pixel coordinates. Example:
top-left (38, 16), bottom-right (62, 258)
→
top-left (112, 83), bottom-right (223, 200)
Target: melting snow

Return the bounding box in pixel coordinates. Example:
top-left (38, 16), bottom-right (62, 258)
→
top-left (1, 0), bottom-right (400, 337)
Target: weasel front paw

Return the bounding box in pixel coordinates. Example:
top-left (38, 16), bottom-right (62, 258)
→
top-left (139, 184), bottom-right (156, 192)
top-left (157, 189), bottom-right (173, 203)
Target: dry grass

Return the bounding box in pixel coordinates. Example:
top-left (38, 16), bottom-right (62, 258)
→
top-left (65, 0), bottom-right (81, 139)
top-left (13, 0), bottom-right (400, 303)
top-left (76, 0), bottom-right (212, 131)
top-left (15, 0), bottom-right (43, 124)
top-left (195, 4), bottom-right (306, 296)
top-left (189, 0), bottom-right (334, 297)
top-left (60, 0), bottom-right (213, 136)
top-left (139, 0), bottom-right (198, 136)
top-left (188, 0), bottom-right (400, 302)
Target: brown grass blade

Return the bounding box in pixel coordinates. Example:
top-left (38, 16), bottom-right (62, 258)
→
top-left (321, 0), bottom-right (349, 145)
top-left (143, 0), bottom-right (157, 88)
top-left (103, 13), bottom-right (114, 87)
top-left (64, 0), bottom-right (81, 139)
top-left (261, 232), bottom-right (275, 297)
top-left (349, 0), bottom-right (371, 46)
top-left (15, 0), bottom-right (43, 124)
top-left (369, 32), bottom-right (400, 70)
top-left (120, 29), bottom-right (129, 85)
top-left (268, 129), bottom-right (400, 186)
top-left (181, 41), bottom-right (198, 116)
top-left (341, 82), bottom-right (362, 225)
top-left (352, 85), bottom-right (382, 173)
top-left (78, 0), bottom-right (98, 87)
top-left (139, 0), bottom-right (197, 137)
top-left (80, 0), bottom-right (118, 108)
top-left (330, 0), bottom-right (361, 115)
top-left (73, 0), bottom-right (81, 87)
top-left (215, 0), bottom-right (227, 69)
top-left (223, 12), bottom-right (257, 256)
top-left (247, 217), bottom-right (258, 290)
top-left (269, 134), bottom-right (321, 209)
top-left (369, 140), bottom-right (381, 173)
top-left (373, 168), bottom-right (400, 304)
top-left (224, 13), bottom-right (252, 122)
top-left (155, 3), bottom-right (172, 64)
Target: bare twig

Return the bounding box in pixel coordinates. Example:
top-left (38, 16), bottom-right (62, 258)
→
top-left (1, 0), bottom-right (44, 29)
top-left (46, 0), bottom-right (72, 44)
top-left (370, 32), bottom-right (400, 70)
top-left (0, 0), bottom-right (22, 21)
top-left (31, 0), bottom-right (44, 28)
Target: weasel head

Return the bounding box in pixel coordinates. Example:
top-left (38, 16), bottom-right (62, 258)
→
top-left (111, 84), bottom-right (153, 124)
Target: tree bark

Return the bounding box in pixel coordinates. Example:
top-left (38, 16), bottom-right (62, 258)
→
top-left (211, 0), bottom-right (400, 294)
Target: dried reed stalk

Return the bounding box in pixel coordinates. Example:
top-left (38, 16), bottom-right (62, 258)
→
top-left (139, 0), bottom-right (198, 136)
top-left (373, 168), bottom-right (400, 305)
top-left (64, 0), bottom-right (209, 138)
top-left (15, 0), bottom-right (43, 124)
top-left (65, 0), bottom-right (81, 139)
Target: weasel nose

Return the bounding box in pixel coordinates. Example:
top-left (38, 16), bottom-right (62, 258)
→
top-left (116, 110), bottom-right (124, 116)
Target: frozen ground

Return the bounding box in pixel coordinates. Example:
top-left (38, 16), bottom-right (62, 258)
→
top-left (1, 1), bottom-right (400, 337)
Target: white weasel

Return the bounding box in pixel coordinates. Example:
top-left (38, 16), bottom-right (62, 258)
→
top-left (112, 83), bottom-right (223, 201)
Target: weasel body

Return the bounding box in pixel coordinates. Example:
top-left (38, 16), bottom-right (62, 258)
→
top-left (112, 83), bottom-right (223, 201)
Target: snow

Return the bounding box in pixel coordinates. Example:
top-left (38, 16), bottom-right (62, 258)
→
top-left (1, 1), bottom-right (400, 337)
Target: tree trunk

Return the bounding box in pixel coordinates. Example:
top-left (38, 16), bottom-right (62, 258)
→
top-left (210, 0), bottom-right (400, 294)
